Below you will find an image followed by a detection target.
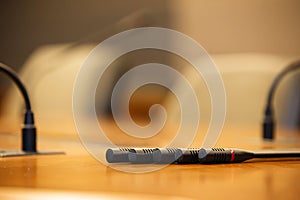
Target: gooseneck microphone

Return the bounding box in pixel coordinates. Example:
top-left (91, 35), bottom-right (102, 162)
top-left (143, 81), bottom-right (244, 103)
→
top-left (263, 60), bottom-right (300, 140)
top-left (0, 62), bottom-right (64, 157)
top-left (0, 63), bottom-right (36, 152)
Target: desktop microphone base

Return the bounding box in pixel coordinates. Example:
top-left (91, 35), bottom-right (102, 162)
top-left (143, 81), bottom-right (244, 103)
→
top-left (0, 149), bottom-right (65, 157)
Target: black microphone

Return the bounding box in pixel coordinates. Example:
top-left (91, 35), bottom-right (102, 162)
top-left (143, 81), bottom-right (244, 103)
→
top-left (263, 60), bottom-right (300, 140)
top-left (0, 62), bottom-right (64, 157)
top-left (106, 147), bottom-right (300, 164)
top-left (0, 63), bottom-right (36, 152)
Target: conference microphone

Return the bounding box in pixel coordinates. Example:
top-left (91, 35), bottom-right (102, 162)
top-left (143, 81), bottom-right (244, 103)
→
top-left (263, 60), bottom-right (300, 140)
top-left (106, 147), bottom-right (300, 164)
top-left (0, 62), bottom-right (63, 157)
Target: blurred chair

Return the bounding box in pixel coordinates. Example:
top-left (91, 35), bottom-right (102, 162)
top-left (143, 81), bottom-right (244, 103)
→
top-left (1, 42), bottom-right (299, 137)
top-left (164, 53), bottom-right (300, 131)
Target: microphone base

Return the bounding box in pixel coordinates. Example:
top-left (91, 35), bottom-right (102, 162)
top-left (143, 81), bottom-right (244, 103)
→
top-left (0, 149), bottom-right (65, 157)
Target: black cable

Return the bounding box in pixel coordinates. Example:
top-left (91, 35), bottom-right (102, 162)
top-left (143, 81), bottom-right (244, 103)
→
top-left (254, 151), bottom-right (300, 158)
top-left (263, 60), bottom-right (300, 140)
top-left (0, 62), bottom-right (36, 152)
top-left (0, 63), bottom-right (31, 110)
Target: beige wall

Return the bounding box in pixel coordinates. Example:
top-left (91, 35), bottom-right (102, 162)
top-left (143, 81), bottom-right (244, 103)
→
top-left (169, 0), bottom-right (300, 54)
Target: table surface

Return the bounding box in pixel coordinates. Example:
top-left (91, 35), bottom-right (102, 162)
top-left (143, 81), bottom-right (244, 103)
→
top-left (0, 119), bottom-right (300, 200)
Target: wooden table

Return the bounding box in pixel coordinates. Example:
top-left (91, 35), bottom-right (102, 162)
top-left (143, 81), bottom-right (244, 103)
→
top-left (0, 119), bottom-right (300, 200)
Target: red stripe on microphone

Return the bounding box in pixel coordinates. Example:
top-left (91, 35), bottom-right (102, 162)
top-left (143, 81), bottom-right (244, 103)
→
top-left (230, 149), bottom-right (235, 162)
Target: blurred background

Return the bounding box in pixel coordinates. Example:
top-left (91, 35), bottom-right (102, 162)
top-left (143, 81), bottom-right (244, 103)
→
top-left (0, 0), bottom-right (299, 138)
